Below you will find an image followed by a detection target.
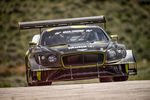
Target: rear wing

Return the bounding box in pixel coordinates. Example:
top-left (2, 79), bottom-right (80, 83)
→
top-left (18, 16), bottom-right (106, 30)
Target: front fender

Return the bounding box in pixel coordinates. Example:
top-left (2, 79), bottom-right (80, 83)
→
top-left (105, 50), bottom-right (137, 75)
top-left (105, 50), bottom-right (136, 65)
top-left (28, 57), bottom-right (63, 71)
top-left (118, 50), bottom-right (136, 64)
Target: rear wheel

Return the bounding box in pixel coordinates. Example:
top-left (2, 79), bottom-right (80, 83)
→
top-left (99, 77), bottom-right (113, 82)
top-left (113, 76), bottom-right (128, 82)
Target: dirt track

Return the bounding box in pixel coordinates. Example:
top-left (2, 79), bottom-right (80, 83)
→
top-left (0, 80), bottom-right (150, 100)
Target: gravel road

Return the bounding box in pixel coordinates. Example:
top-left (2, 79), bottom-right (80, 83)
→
top-left (0, 80), bottom-right (150, 100)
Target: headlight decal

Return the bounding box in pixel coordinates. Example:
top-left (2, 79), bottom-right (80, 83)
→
top-left (108, 50), bottom-right (117, 59)
top-left (41, 55), bottom-right (46, 60)
top-left (35, 53), bottom-right (58, 65)
top-left (48, 55), bottom-right (57, 63)
top-left (106, 48), bottom-right (127, 62)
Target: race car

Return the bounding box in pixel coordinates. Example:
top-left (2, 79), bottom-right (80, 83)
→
top-left (18, 16), bottom-right (137, 86)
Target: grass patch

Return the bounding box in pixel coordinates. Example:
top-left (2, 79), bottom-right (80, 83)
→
top-left (0, 82), bottom-right (11, 88)
top-left (129, 66), bottom-right (150, 80)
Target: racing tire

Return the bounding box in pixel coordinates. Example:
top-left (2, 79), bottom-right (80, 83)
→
top-left (26, 68), bottom-right (52, 86)
top-left (36, 82), bottom-right (52, 86)
top-left (113, 76), bottom-right (128, 82)
top-left (26, 65), bottom-right (33, 86)
top-left (25, 60), bottom-right (31, 86)
top-left (99, 77), bottom-right (113, 82)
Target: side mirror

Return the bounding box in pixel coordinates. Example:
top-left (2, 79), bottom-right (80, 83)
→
top-left (29, 41), bottom-right (37, 46)
top-left (110, 34), bottom-right (118, 41)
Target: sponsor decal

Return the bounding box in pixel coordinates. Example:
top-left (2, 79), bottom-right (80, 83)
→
top-left (77, 49), bottom-right (88, 51)
top-left (68, 45), bottom-right (93, 49)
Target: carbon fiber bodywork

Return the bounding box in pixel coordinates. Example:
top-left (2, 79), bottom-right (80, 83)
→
top-left (29, 65), bottom-right (128, 84)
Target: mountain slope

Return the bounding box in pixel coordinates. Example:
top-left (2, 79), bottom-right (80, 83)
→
top-left (0, 0), bottom-right (149, 67)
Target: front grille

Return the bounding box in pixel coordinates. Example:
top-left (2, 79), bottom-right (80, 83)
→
top-left (61, 52), bottom-right (105, 68)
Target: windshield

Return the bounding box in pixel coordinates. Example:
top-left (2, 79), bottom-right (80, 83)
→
top-left (41, 27), bottom-right (109, 46)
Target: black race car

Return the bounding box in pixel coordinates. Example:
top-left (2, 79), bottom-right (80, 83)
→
top-left (18, 16), bottom-right (137, 86)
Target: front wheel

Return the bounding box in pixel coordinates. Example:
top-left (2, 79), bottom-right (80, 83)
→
top-left (26, 68), bottom-right (53, 86)
top-left (26, 65), bottom-right (33, 86)
top-left (99, 77), bottom-right (113, 82)
top-left (25, 59), bottom-right (33, 86)
top-left (26, 62), bottom-right (52, 86)
top-left (113, 76), bottom-right (128, 82)
top-left (36, 82), bottom-right (52, 86)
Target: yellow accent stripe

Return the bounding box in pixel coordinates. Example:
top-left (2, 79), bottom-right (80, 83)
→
top-left (61, 52), bottom-right (105, 68)
top-left (110, 35), bottom-right (118, 38)
top-left (29, 41), bottom-right (37, 44)
top-left (47, 27), bottom-right (57, 32)
top-left (28, 54), bottom-right (33, 59)
top-left (37, 72), bottom-right (41, 80)
top-left (125, 64), bottom-right (128, 73)
top-left (70, 25), bottom-right (86, 28)
top-left (25, 50), bottom-right (29, 56)
top-left (27, 61), bottom-right (30, 68)
top-left (47, 25), bottom-right (87, 32)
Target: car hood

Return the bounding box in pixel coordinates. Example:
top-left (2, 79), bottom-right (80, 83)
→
top-left (48, 41), bottom-right (109, 54)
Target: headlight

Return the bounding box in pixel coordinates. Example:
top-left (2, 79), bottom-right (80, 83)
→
top-left (48, 55), bottom-right (57, 63)
top-left (118, 50), bottom-right (122, 53)
top-left (117, 48), bottom-right (126, 58)
top-left (41, 55), bottom-right (46, 60)
top-left (108, 50), bottom-right (117, 59)
top-left (121, 49), bottom-right (126, 58)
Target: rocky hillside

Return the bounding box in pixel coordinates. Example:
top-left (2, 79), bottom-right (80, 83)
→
top-left (0, 0), bottom-right (149, 67)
